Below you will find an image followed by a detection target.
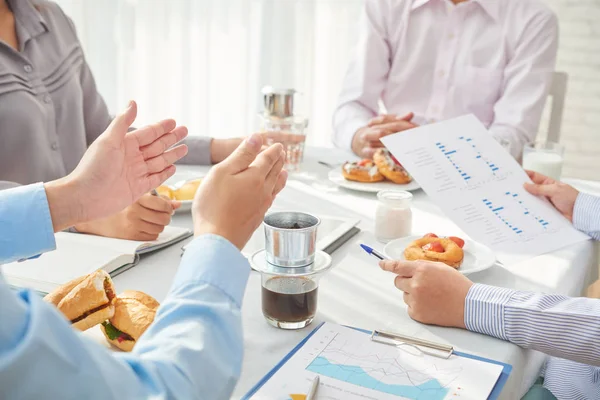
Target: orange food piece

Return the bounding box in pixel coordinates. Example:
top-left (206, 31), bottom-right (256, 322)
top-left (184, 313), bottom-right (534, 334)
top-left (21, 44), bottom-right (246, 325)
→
top-left (422, 241), bottom-right (444, 253)
top-left (357, 159), bottom-right (372, 167)
top-left (448, 236), bottom-right (465, 248)
top-left (423, 233), bottom-right (438, 238)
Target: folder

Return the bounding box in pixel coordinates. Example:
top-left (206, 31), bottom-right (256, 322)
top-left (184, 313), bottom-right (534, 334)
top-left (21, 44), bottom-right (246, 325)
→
top-left (244, 322), bottom-right (512, 400)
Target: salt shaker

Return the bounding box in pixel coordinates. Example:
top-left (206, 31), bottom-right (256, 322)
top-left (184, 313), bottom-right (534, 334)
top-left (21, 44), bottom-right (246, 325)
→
top-left (375, 190), bottom-right (413, 243)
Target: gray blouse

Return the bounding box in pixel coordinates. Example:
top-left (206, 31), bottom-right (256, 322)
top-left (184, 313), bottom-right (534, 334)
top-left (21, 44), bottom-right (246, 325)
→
top-left (0, 0), bottom-right (211, 189)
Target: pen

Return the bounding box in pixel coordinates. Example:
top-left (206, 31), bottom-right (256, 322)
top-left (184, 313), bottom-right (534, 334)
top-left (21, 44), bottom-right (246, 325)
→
top-left (150, 189), bottom-right (159, 196)
top-left (306, 375), bottom-right (319, 400)
top-left (359, 244), bottom-right (390, 261)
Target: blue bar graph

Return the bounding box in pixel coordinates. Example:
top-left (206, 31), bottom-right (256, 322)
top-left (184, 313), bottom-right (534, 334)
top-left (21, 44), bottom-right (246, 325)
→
top-left (436, 142), bottom-right (471, 182)
top-left (482, 198), bottom-right (523, 234)
top-left (505, 191), bottom-right (549, 229)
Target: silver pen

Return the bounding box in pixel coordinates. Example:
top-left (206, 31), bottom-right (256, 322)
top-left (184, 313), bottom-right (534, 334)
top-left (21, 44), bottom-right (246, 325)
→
top-left (306, 375), bottom-right (319, 400)
top-left (150, 189), bottom-right (159, 196)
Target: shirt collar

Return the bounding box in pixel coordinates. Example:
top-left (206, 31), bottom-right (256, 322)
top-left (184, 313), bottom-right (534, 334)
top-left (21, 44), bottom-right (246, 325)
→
top-left (7, 0), bottom-right (48, 42)
top-left (411, 0), bottom-right (499, 21)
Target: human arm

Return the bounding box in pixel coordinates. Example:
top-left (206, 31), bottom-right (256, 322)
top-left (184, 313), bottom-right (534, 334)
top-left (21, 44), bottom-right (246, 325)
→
top-left (465, 284), bottom-right (600, 367)
top-left (332, 0), bottom-right (391, 151)
top-left (0, 234), bottom-right (250, 399)
top-left (488, 10), bottom-right (558, 159)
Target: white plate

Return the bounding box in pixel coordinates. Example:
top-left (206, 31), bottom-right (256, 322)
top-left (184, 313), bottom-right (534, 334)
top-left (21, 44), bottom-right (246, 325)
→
top-left (170, 177), bottom-right (204, 213)
top-left (383, 235), bottom-right (496, 275)
top-left (328, 168), bottom-right (420, 193)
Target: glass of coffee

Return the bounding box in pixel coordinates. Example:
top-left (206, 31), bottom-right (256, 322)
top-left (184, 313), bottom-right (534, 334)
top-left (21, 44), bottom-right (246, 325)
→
top-left (259, 263), bottom-right (329, 330)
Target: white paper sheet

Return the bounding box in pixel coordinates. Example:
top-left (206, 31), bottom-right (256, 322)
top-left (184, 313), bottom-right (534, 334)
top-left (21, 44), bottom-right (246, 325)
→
top-left (380, 115), bottom-right (589, 265)
top-left (250, 322), bottom-right (503, 400)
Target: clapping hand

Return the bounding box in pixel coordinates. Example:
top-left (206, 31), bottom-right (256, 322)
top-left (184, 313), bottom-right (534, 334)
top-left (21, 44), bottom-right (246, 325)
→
top-left (46, 101), bottom-right (189, 231)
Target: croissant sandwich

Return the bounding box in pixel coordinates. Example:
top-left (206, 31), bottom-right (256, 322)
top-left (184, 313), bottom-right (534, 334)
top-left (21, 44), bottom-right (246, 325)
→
top-left (44, 270), bottom-right (116, 331)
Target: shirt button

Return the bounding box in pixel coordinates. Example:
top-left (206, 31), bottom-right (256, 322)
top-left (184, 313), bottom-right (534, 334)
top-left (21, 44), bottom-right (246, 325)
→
top-left (24, 64), bottom-right (33, 73)
top-left (438, 70), bottom-right (445, 77)
top-left (43, 95), bottom-right (51, 103)
top-left (51, 142), bottom-right (59, 151)
top-left (448, 33), bottom-right (455, 39)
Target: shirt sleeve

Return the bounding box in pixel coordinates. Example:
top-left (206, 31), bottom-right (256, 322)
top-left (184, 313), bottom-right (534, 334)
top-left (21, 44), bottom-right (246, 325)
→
top-left (488, 10), bottom-right (559, 159)
top-left (572, 192), bottom-right (600, 240)
top-left (178, 136), bottom-right (214, 165)
top-left (464, 283), bottom-right (600, 367)
top-left (0, 234), bottom-right (250, 399)
top-left (0, 183), bottom-right (56, 263)
top-left (331, 0), bottom-right (391, 150)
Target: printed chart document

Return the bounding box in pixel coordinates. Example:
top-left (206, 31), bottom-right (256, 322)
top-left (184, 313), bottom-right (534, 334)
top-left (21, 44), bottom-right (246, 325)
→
top-left (381, 115), bottom-right (589, 264)
top-left (250, 322), bottom-right (504, 400)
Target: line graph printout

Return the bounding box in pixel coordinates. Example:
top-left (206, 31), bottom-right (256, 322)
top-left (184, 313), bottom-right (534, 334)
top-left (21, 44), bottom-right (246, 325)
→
top-left (250, 323), bottom-right (503, 400)
top-left (381, 115), bottom-right (589, 264)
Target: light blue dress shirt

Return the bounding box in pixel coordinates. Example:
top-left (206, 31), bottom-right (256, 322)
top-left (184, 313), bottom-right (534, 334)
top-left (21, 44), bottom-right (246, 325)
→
top-left (465, 192), bottom-right (600, 400)
top-left (0, 183), bottom-right (251, 399)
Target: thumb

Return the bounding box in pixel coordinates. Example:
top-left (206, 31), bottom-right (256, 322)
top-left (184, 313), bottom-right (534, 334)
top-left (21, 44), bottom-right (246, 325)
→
top-left (106, 101), bottom-right (137, 140)
top-left (171, 200), bottom-right (182, 210)
top-left (396, 111), bottom-right (414, 122)
top-left (524, 182), bottom-right (559, 198)
top-left (219, 133), bottom-right (263, 173)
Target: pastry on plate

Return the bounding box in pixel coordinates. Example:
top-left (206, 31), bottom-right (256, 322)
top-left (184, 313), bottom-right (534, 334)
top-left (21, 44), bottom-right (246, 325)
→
top-left (173, 178), bottom-right (202, 201)
top-left (156, 185), bottom-right (174, 200)
top-left (341, 159), bottom-right (385, 183)
top-left (44, 270), bottom-right (116, 331)
top-left (100, 290), bottom-right (159, 352)
top-left (404, 233), bottom-right (465, 268)
top-left (373, 149), bottom-right (412, 184)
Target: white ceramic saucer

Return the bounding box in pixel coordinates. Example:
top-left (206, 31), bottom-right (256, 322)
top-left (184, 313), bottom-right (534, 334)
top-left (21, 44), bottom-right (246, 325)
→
top-left (249, 249), bottom-right (332, 275)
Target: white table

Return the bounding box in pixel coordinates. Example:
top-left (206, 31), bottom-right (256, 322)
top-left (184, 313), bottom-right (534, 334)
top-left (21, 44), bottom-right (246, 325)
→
top-left (100, 147), bottom-right (598, 400)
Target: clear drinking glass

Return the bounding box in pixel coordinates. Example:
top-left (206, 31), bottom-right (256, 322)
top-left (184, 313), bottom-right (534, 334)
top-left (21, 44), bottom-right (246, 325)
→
top-left (260, 115), bottom-right (308, 172)
top-left (522, 141), bottom-right (565, 180)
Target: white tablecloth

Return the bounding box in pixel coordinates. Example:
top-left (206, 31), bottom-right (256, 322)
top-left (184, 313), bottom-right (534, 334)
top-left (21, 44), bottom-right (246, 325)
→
top-left (92, 147), bottom-right (598, 399)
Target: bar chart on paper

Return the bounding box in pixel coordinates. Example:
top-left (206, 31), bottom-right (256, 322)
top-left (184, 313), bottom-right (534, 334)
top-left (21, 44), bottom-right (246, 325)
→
top-left (252, 323), bottom-right (504, 400)
top-left (381, 115), bottom-right (590, 264)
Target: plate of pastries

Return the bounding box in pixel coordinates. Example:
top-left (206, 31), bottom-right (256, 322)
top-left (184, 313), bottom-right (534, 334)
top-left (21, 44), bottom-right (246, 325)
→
top-left (383, 233), bottom-right (496, 275)
top-left (44, 270), bottom-right (159, 352)
top-left (328, 149), bottom-right (420, 193)
top-left (156, 177), bottom-right (203, 212)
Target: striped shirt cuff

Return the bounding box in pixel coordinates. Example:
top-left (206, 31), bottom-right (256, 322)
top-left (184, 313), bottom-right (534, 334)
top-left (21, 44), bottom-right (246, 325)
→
top-left (464, 283), bottom-right (517, 341)
top-left (573, 192), bottom-right (600, 238)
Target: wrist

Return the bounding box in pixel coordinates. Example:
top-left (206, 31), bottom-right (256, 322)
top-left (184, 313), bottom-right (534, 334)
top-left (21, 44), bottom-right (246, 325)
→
top-left (194, 221), bottom-right (241, 250)
top-left (44, 177), bottom-right (86, 232)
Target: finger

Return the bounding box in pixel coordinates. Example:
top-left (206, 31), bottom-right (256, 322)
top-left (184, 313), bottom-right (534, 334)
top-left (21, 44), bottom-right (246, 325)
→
top-left (524, 182), bottom-right (560, 197)
top-left (135, 219), bottom-right (167, 235)
top-left (140, 126), bottom-right (189, 160)
top-left (395, 111), bottom-right (414, 122)
top-left (394, 275), bottom-right (411, 292)
top-left (105, 101), bottom-right (137, 140)
top-left (138, 193), bottom-right (174, 213)
top-left (130, 119), bottom-right (178, 147)
top-left (145, 144), bottom-right (189, 174)
top-left (367, 140), bottom-right (386, 148)
top-left (403, 291), bottom-right (412, 307)
top-left (219, 133), bottom-right (264, 173)
top-left (525, 170), bottom-right (554, 185)
top-left (272, 170), bottom-right (288, 197)
top-left (250, 143), bottom-right (284, 176)
top-left (374, 121), bottom-right (417, 135)
top-left (361, 129), bottom-right (388, 142)
top-left (171, 200), bottom-right (182, 210)
top-left (379, 260), bottom-right (416, 277)
top-left (129, 231), bottom-right (159, 241)
top-left (265, 150), bottom-right (286, 190)
top-left (137, 206), bottom-right (172, 226)
top-left (367, 115), bottom-right (390, 127)
top-left (147, 165), bottom-right (177, 190)
top-left (361, 147), bottom-right (377, 159)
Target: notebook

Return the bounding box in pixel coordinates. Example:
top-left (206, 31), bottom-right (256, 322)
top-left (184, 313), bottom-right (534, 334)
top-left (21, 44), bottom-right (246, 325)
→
top-left (2, 226), bottom-right (192, 294)
top-left (244, 322), bottom-right (512, 400)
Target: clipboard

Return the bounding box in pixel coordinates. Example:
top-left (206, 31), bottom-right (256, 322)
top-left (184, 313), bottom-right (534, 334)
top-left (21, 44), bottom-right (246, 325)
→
top-left (243, 322), bottom-right (512, 400)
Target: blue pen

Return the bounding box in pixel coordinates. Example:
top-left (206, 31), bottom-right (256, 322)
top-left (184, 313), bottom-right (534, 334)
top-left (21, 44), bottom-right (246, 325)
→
top-left (360, 244), bottom-right (390, 261)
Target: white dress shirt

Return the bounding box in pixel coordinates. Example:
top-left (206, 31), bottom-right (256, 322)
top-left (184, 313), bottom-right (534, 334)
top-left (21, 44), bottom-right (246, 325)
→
top-left (333, 0), bottom-right (558, 158)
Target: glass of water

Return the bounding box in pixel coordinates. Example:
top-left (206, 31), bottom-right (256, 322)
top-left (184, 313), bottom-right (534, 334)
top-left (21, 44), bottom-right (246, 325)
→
top-left (522, 141), bottom-right (565, 180)
top-left (260, 116), bottom-right (308, 172)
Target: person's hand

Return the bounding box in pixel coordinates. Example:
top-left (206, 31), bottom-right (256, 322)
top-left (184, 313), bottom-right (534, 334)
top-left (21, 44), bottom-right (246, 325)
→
top-left (210, 138), bottom-right (244, 164)
top-left (192, 134), bottom-right (288, 250)
top-left (524, 170), bottom-right (579, 221)
top-left (379, 259), bottom-right (473, 328)
top-left (74, 194), bottom-right (180, 241)
top-left (351, 112), bottom-right (417, 158)
top-left (45, 101), bottom-right (188, 231)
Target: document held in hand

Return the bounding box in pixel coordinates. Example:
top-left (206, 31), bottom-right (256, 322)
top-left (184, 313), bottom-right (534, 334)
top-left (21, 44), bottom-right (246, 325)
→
top-left (381, 114), bottom-right (589, 264)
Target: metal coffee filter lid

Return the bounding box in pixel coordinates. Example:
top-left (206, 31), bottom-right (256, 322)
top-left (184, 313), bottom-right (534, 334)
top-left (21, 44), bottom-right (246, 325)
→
top-left (262, 86), bottom-right (297, 118)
